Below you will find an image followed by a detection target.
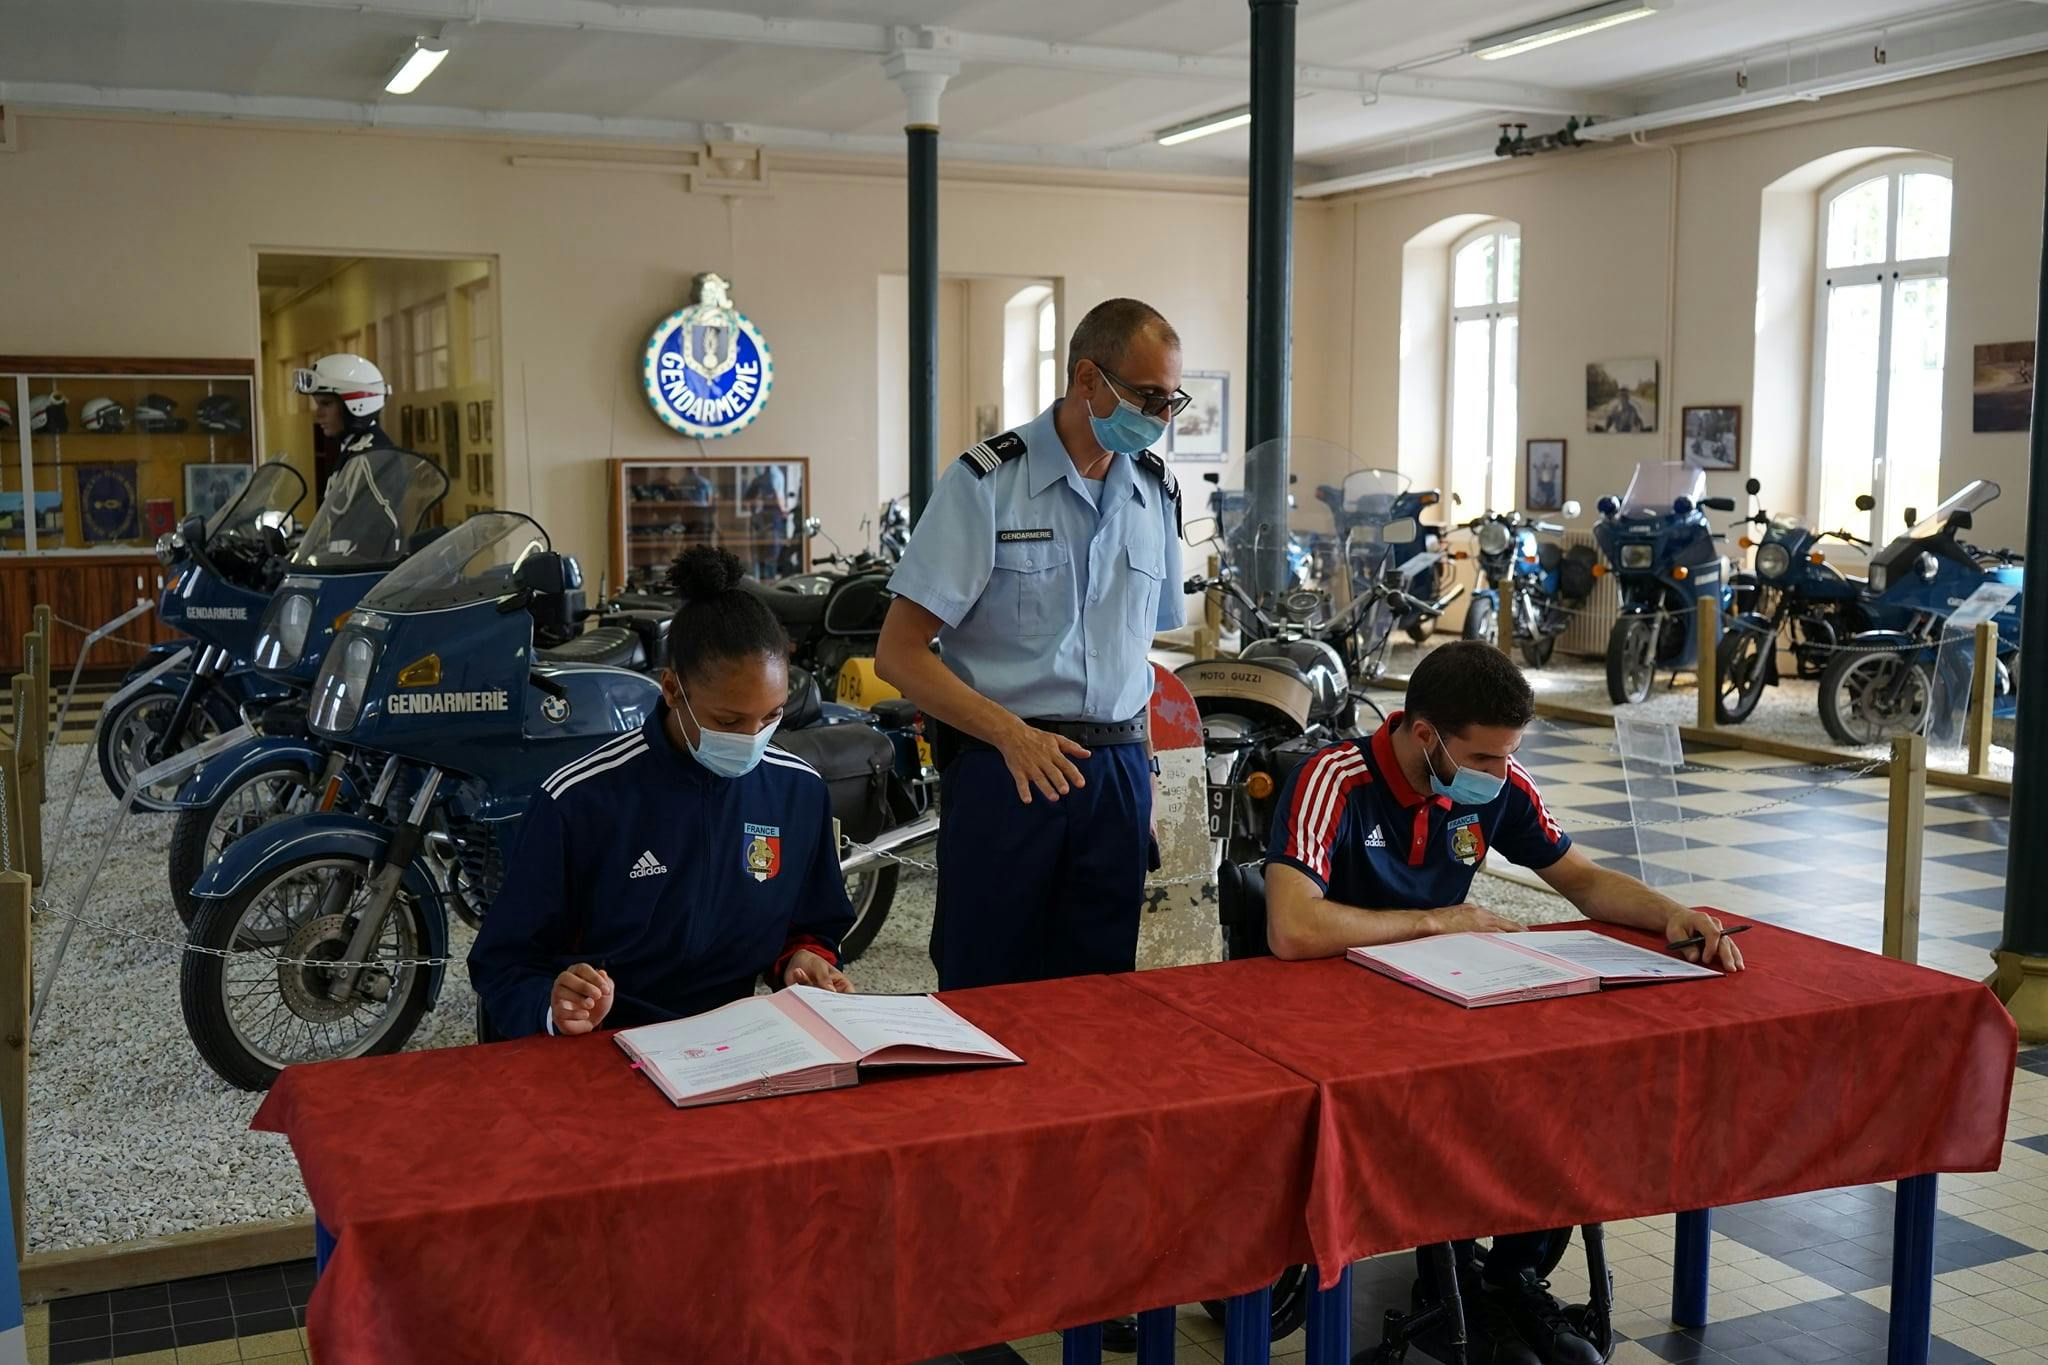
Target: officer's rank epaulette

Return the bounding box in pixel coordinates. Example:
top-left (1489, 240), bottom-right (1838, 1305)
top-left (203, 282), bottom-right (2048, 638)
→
top-left (1135, 448), bottom-right (1184, 537)
top-left (958, 431), bottom-right (1028, 477)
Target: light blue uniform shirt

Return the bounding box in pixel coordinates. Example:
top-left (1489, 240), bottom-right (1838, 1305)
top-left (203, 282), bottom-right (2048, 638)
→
top-left (888, 403), bottom-right (1186, 723)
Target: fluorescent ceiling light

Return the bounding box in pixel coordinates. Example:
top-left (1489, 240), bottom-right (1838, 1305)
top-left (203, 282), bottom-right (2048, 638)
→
top-left (1468, 0), bottom-right (1667, 61)
top-left (384, 39), bottom-right (449, 95)
top-left (1157, 105), bottom-right (1252, 146)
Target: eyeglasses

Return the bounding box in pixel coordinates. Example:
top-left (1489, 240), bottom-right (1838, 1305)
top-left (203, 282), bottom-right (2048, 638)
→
top-left (1098, 365), bottom-right (1192, 420)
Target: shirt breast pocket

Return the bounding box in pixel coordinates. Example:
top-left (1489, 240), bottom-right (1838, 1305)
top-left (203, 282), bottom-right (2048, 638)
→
top-left (1121, 537), bottom-right (1165, 636)
top-left (988, 540), bottom-right (1073, 636)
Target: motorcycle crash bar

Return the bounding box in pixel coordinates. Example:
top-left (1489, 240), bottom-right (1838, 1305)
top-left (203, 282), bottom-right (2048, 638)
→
top-left (838, 810), bottom-right (942, 876)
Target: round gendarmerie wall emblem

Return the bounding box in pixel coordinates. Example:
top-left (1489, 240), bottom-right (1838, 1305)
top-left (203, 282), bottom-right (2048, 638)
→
top-left (642, 272), bottom-right (774, 439)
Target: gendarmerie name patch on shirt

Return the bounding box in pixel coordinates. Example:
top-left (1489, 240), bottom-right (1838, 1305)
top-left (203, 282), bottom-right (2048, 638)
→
top-left (997, 528), bottom-right (1055, 542)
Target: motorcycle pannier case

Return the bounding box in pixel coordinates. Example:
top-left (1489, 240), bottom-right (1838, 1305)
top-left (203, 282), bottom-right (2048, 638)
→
top-left (774, 723), bottom-right (894, 842)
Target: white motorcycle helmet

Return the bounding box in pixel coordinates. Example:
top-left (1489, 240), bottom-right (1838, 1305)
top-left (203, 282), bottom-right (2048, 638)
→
top-left (0, 398), bottom-right (11, 430)
top-left (293, 353), bottom-right (388, 418)
top-left (81, 397), bottom-right (128, 433)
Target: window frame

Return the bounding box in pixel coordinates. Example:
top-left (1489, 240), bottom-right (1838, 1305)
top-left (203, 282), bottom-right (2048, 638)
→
top-left (1806, 154), bottom-right (1952, 539)
top-left (1034, 294), bottom-right (1058, 414)
top-left (1445, 220), bottom-right (1520, 514)
top-left (461, 278), bottom-right (495, 388)
top-left (405, 297), bottom-right (451, 393)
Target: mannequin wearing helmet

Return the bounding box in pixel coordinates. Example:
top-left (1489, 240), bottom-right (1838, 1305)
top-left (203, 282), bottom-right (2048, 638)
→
top-left (294, 354), bottom-right (395, 455)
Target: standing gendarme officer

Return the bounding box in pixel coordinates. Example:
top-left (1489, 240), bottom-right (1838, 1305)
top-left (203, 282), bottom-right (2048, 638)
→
top-left (877, 298), bottom-right (1189, 990)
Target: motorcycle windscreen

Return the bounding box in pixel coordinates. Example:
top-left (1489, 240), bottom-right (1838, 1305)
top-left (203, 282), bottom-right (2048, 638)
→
top-left (290, 449), bottom-right (452, 570)
top-left (1618, 461), bottom-right (1704, 516)
top-left (1611, 717), bottom-right (1697, 894)
top-left (206, 459), bottom-right (308, 541)
top-left (1926, 581), bottom-right (2020, 756)
top-left (358, 510), bottom-right (551, 613)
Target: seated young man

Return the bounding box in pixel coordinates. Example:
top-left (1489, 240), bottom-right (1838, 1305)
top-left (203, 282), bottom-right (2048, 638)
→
top-left (469, 546), bottom-right (856, 1039)
top-left (1265, 640), bottom-right (1743, 1365)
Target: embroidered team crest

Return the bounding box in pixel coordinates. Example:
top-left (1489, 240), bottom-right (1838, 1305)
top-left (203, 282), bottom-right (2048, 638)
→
top-left (1446, 814), bottom-right (1486, 868)
top-left (744, 821), bottom-right (783, 882)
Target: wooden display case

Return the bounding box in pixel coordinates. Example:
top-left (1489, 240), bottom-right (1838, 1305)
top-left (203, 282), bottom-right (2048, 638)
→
top-left (607, 457), bottom-right (809, 594)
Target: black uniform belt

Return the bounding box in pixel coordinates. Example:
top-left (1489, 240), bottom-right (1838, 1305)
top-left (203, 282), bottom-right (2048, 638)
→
top-left (933, 715), bottom-right (1147, 767)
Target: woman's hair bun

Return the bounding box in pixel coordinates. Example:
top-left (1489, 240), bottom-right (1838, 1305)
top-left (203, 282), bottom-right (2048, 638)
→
top-left (669, 545), bottom-right (746, 601)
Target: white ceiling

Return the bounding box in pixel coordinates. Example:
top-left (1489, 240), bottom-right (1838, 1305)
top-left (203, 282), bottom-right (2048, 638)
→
top-left (5, 0), bottom-right (2048, 185)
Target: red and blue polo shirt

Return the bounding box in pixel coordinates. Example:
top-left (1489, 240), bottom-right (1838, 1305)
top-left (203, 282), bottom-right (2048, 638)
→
top-left (1266, 711), bottom-right (1569, 909)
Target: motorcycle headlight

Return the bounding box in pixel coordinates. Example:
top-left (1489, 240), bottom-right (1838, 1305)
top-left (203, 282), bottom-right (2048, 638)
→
top-left (154, 531), bottom-right (177, 565)
top-left (1755, 543), bottom-right (1790, 580)
top-left (310, 631), bottom-right (380, 734)
top-left (254, 592), bottom-right (314, 670)
top-left (1868, 564), bottom-right (1888, 593)
top-left (1476, 523), bottom-right (1511, 557)
top-left (1621, 543), bottom-right (1655, 570)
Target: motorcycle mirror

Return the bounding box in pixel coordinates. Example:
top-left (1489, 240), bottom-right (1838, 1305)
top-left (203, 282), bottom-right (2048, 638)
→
top-left (1202, 472), bottom-right (1221, 485)
top-left (1451, 491), bottom-right (1463, 505)
top-left (803, 516), bottom-right (823, 538)
top-left (1380, 517), bottom-right (1419, 544)
top-left (1854, 493), bottom-right (1875, 512)
top-left (1561, 499), bottom-right (1582, 519)
top-left (1745, 477), bottom-right (1761, 496)
top-left (1182, 516), bottom-right (1218, 544)
top-left (1950, 509), bottom-right (1973, 531)
top-left (1904, 506), bottom-right (1918, 526)
top-left (1702, 496), bottom-right (1736, 512)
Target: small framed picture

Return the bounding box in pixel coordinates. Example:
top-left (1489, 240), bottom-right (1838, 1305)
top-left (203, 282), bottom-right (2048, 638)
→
top-left (482, 455), bottom-right (494, 495)
top-left (1525, 439), bottom-right (1567, 512)
top-left (467, 401), bottom-right (482, 443)
top-left (467, 453), bottom-right (482, 493)
top-left (399, 406), bottom-right (415, 446)
top-left (482, 400), bottom-right (494, 442)
top-left (1168, 371), bottom-right (1228, 460)
top-left (1681, 405), bottom-right (1742, 471)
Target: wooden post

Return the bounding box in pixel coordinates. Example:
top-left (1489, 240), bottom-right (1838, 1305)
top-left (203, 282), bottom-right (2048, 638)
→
top-left (19, 630), bottom-right (45, 802)
top-left (1696, 597), bottom-right (1719, 732)
top-left (1496, 585), bottom-right (1514, 656)
top-left (1883, 733), bottom-right (1928, 963)
top-left (0, 737), bottom-right (19, 883)
top-left (1198, 553), bottom-right (1223, 661)
top-left (8, 678), bottom-right (36, 886)
top-left (1966, 620), bottom-right (1998, 777)
top-left (0, 871), bottom-right (26, 1252)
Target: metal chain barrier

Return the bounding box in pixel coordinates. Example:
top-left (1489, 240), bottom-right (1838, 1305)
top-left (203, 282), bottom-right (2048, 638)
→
top-left (48, 613), bottom-right (160, 651)
top-left (22, 893), bottom-right (461, 972)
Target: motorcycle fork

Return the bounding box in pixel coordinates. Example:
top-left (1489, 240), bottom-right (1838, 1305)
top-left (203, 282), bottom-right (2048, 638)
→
top-left (363, 753), bottom-right (402, 817)
top-left (328, 767), bottom-right (443, 1001)
top-left (147, 645), bottom-right (223, 764)
top-left (311, 749), bottom-right (348, 812)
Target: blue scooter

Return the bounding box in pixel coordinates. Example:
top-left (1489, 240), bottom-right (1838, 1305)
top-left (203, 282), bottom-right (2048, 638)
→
top-left (1817, 480), bottom-right (2024, 745)
top-left (164, 448), bottom-right (454, 923)
top-left (1593, 461), bottom-right (1738, 705)
top-left (99, 461), bottom-right (308, 808)
top-left (180, 511), bottom-right (664, 1089)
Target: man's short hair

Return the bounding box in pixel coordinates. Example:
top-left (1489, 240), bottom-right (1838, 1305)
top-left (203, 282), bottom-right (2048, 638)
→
top-left (1066, 298), bottom-right (1180, 386)
top-left (1403, 641), bottom-right (1536, 735)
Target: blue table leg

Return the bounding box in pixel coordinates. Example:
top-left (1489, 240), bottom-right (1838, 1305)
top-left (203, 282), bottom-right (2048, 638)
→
top-left (1888, 1175), bottom-right (1938, 1365)
top-left (1061, 1322), bottom-right (1103, 1365)
top-left (1672, 1209), bottom-right (1711, 1328)
top-left (1305, 1265), bottom-right (1352, 1365)
top-left (1223, 1286), bottom-right (1273, 1365)
top-left (1135, 1306), bottom-right (1176, 1364)
top-left (313, 1217), bottom-right (336, 1279)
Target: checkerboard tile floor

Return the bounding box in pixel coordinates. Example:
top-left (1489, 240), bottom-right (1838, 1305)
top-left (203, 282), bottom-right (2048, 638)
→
top-left (27, 718), bottom-right (2038, 1364)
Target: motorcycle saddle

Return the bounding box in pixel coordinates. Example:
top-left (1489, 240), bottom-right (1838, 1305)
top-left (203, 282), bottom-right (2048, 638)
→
top-left (536, 625), bottom-right (644, 670)
top-left (740, 579), bottom-right (829, 629)
top-left (782, 668), bottom-right (826, 731)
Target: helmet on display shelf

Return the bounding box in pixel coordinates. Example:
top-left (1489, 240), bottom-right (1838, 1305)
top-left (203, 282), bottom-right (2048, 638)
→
top-left (29, 393), bottom-right (68, 434)
top-left (195, 393), bottom-right (248, 433)
top-left (0, 398), bottom-right (12, 430)
top-left (293, 353), bottom-right (387, 420)
top-left (132, 393), bottom-right (188, 433)
top-left (80, 397), bottom-right (129, 433)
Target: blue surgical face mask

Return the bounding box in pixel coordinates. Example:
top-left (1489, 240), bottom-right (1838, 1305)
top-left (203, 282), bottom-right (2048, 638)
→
top-left (679, 691), bottom-right (779, 779)
top-left (1089, 380), bottom-right (1169, 455)
top-left (1427, 732), bottom-right (1506, 806)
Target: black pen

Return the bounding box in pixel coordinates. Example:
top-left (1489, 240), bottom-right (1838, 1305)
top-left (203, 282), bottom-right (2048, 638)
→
top-left (1668, 924), bottom-right (1751, 954)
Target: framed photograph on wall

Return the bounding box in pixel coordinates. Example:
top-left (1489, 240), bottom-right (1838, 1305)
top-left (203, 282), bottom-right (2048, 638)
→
top-left (482, 400), bottom-right (494, 442)
top-left (467, 401), bottom-right (482, 443)
top-left (184, 461), bottom-right (252, 523)
top-left (1168, 371), bottom-right (1228, 460)
top-left (399, 406), bottom-right (414, 447)
top-left (1681, 405), bottom-right (1742, 470)
top-left (1586, 357), bottom-right (1659, 433)
top-left (1525, 439), bottom-right (1566, 512)
top-left (1973, 341), bottom-right (2034, 432)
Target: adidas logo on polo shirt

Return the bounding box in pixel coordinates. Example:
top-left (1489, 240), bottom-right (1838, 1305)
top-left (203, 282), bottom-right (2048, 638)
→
top-left (629, 850), bottom-right (668, 879)
top-left (1364, 825), bottom-right (1387, 848)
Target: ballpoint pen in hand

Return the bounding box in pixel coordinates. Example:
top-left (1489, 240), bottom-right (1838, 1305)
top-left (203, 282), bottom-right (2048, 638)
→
top-left (1668, 924), bottom-right (1751, 955)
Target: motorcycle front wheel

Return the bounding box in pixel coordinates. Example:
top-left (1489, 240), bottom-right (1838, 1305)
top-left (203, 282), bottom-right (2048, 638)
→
top-left (1819, 649), bottom-right (1931, 746)
top-left (838, 859), bottom-right (898, 964)
top-left (167, 758), bottom-right (317, 925)
top-left (1605, 616), bottom-right (1657, 706)
top-left (1715, 628), bottom-right (1772, 726)
top-left (97, 689), bottom-right (230, 812)
top-left (181, 852), bottom-right (435, 1091)
top-left (1462, 595), bottom-right (1495, 643)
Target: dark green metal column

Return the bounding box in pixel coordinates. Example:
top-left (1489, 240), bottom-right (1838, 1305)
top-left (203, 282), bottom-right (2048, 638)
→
top-left (907, 124), bottom-right (939, 523)
top-left (1992, 139), bottom-right (2048, 1038)
top-left (1246, 0), bottom-right (1297, 599)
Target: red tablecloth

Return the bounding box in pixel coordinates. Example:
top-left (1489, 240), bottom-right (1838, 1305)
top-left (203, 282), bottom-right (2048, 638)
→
top-left (253, 974), bottom-right (1320, 1365)
top-left (1125, 920), bottom-right (2017, 1284)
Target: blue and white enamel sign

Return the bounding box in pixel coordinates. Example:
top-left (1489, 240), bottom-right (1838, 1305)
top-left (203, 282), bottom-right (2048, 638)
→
top-left (642, 272), bottom-right (774, 439)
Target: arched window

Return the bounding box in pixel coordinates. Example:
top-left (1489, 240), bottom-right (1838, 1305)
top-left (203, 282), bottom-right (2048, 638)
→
top-left (1811, 158), bottom-right (1952, 540)
top-left (1447, 221), bottom-right (1520, 514)
top-left (1002, 283), bottom-right (1055, 429)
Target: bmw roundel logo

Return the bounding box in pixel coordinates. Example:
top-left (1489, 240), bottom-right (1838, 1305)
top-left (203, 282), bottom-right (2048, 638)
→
top-left (541, 693), bottom-right (570, 724)
top-left (642, 272), bottom-right (773, 439)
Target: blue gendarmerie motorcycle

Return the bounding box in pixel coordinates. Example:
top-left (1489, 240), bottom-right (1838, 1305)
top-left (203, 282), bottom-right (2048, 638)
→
top-left (1317, 468), bottom-right (1458, 642)
top-left (1593, 461), bottom-right (1738, 705)
top-left (1455, 501), bottom-right (1592, 668)
top-left (99, 461), bottom-right (309, 808)
top-left (1817, 480), bottom-right (2024, 746)
top-left (179, 511), bottom-right (666, 1089)
top-left (1714, 477), bottom-right (1888, 725)
top-left (164, 448), bottom-right (456, 923)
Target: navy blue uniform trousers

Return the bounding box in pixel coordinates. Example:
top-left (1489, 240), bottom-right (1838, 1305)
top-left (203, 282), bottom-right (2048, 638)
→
top-left (932, 741), bottom-right (1151, 990)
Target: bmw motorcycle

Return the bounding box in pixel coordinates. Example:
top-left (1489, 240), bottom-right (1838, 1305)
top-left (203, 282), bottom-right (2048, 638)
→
top-left (164, 448), bottom-right (454, 923)
top-left (1593, 461), bottom-right (1738, 705)
top-left (98, 461), bottom-right (309, 808)
top-left (1456, 501), bottom-right (1592, 668)
top-left (1714, 478), bottom-right (1890, 725)
top-left (1817, 480), bottom-right (2023, 746)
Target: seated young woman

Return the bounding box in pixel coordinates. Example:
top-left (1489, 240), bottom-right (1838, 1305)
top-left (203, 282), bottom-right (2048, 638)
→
top-left (468, 545), bottom-right (856, 1038)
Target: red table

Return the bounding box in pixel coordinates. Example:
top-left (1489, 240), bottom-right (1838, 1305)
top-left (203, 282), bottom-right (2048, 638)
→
top-left (254, 973), bottom-right (1320, 1365)
top-left (1125, 920), bottom-right (2017, 1364)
